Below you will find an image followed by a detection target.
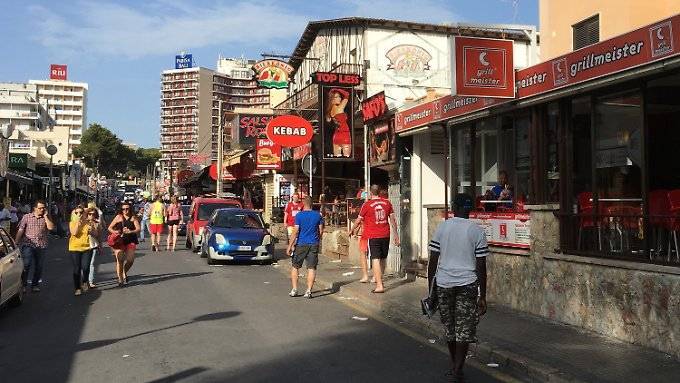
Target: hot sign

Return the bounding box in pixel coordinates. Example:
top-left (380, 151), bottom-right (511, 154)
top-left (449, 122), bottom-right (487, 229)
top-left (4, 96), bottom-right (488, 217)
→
top-left (265, 115), bottom-right (313, 148)
top-left (361, 91), bottom-right (387, 122)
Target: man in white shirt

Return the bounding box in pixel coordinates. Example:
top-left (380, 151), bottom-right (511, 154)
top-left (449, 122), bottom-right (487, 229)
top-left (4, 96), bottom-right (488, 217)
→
top-left (0, 202), bottom-right (11, 232)
top-left (427, 194), bottom-right (488, 383)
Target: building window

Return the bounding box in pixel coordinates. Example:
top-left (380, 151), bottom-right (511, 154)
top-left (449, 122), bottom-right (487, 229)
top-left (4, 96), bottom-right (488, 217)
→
top-left (573, 14), bottom-right (599, 50)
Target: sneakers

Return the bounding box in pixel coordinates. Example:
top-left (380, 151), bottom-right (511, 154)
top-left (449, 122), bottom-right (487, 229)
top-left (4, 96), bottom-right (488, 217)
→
top-left (303, 290), bottom-right (312, 299)
top-left (31, 286), bottom-right (41, 293)
top-left (289, 288), bottom-right (298, 297)
top-left (74, 289), bottom-right (82, 296)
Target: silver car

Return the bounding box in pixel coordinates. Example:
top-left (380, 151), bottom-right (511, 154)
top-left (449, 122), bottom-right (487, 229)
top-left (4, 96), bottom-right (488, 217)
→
top-left (0, 228), bottom-right (24, 310)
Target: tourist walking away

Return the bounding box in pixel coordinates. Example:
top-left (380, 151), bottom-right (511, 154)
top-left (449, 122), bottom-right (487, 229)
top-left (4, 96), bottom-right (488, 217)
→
top-left (15, 200), bottom-right (55, 292)
top-left (427, 194), bottom-right (488, 383)
top-left (149, 195), bottom-right (165, 252)
top-left (349, 220), bottom-right (372, 283)
top-left (68, 206), bottom-right (94, 296)
top-left (165, 196), bottom-right (183, 251)
top-left (108, 202), bottom-right (141, 287)
top-left (287, 196), bottom-right (324, 299)
top-left (86, 205), bottom-right (103, 288)
top-left (283, 193), bottom-right (304, 240)
top-left (352, 185), bottom-right (399, 293)
top-left (138, 197), bottom-right (151, 242)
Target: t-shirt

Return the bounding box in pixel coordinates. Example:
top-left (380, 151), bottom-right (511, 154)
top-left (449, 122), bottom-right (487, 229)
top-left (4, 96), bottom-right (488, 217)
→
top-left (427, 218), bottom-right (489, 288)
top-left (294, 210), bottom-right (324, 245)
top-left (285, 202), bottom-right (304, 227)
top-left (359, 198), bottom-right (393, 239)
top-left (150, 201), bottom-right (165, 224)
top-left (69, 224), bottom-right (91, 252)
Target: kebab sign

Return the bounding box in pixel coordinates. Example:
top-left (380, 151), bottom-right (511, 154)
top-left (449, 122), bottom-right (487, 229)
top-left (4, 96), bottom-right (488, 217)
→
top-left (265, 115), bottom-right (314, 148)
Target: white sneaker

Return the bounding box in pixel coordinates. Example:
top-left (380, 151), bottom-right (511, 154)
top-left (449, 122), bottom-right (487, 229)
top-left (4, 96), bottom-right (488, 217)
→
top-left (289, 288), bottom-right (298, 297)
top-left (303, 290), bottom-right (312, 299)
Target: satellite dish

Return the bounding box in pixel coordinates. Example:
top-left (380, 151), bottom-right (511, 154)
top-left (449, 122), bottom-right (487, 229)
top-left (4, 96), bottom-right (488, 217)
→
top-left (46, 144), bottom-right (58, 156)
top-left (301, 154), bottom-right (317, 176)
top-left (0, 123), bottom-right (15, 139)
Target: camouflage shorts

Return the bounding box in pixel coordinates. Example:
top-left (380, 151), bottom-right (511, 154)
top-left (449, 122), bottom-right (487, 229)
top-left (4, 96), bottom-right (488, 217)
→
top-left (437, 282), bottom-right (479, 343)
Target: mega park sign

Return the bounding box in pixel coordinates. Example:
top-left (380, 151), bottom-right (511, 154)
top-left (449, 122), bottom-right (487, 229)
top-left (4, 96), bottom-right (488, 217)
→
top-left (265, 115), bottom-right (313, 148)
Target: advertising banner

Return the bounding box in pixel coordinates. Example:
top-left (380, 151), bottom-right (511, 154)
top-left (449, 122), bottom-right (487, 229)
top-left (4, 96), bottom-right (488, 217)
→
top-left (252, 59), bottom-right (294, 89)
top-left (453, 36), bottom-right (515, 98)
top-left (237, 114), bottom-right (273, 147)
top-left (293, 143), bottom-right (311, 160)
top-left (369, 120), bottom-right (396, 166)
top-left (395, 95), bottom-right (504, 133)
top-left (175, 53), bottom-right (193, 69)
top-left (361, 91), bottom-right (388, 122)
top-left (50, 64), bottom-right (67, 80)
top-left (319, 84), bottom-right (355, 160)
top-left (516, 15), bottom-right (680, 98)
top-left (469, 212), bottom-right (531, 249)
top-left (265, 115), bottom-right (313, 148)
top-left (255, 138), bottom-right (282, 170)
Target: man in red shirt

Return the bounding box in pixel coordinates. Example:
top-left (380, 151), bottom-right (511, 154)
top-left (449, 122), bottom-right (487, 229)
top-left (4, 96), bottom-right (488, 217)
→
top-left (283, 193), bottom-right (304, 239)
top-left (351, 185), bottom-right (399, 293)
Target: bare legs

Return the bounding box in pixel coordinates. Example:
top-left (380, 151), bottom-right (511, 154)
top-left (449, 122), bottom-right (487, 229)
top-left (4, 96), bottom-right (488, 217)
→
top-left (371, 258), bottom-right (387, 292)
top-left (333, 144), bottom-right (352, 157)
top-left (358, 251), bottom-right (370, 282)
top-left (114, 247), bottom-right (136, 285)
top-left (447, 342), bottom-right (470, 380)
top-left (290, 267), bottom-right (316, 293)
top-left (166, 224), bottom-right (178, 251)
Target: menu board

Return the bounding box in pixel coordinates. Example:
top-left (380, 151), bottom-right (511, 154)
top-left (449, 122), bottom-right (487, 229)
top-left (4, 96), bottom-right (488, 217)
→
top-left (469, 212), bottom-right (531, 249)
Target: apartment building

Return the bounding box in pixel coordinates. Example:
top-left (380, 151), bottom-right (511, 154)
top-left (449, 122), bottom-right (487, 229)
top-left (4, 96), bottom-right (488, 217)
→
top-left (28, 79), bottom-right (88, 155)
top-left (160, 57), bottom-right (272, 172)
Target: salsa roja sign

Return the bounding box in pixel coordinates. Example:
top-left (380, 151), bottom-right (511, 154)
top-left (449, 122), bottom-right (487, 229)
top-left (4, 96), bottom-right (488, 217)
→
top-left (266, 115), bottom-right (314, 148)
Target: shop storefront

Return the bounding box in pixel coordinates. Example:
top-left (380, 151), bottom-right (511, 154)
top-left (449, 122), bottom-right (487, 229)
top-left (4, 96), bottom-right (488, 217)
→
top-left (396, 14), bottom-right (680, 357)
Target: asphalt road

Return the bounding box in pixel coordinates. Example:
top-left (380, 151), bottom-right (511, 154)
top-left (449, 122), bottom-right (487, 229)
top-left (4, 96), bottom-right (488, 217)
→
top-left (0, 237), bottom-right (512, 383)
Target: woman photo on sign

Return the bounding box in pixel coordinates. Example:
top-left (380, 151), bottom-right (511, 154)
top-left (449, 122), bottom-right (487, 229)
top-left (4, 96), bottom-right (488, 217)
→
top-left (325, 88), bottom-right (351, 158)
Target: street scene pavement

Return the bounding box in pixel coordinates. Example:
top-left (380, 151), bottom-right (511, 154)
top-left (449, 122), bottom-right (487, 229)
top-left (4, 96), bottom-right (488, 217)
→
top-left (0, 239), bottom-right (513, 383)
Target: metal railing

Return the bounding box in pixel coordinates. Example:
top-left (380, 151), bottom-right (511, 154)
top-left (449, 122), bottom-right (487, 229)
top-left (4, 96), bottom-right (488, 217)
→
top-left (269, 197), bottom-right (349, 227)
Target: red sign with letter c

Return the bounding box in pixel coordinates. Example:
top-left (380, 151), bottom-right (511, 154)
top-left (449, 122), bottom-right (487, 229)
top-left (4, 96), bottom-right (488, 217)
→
top-left (265, 115), bottom-right (314, 148)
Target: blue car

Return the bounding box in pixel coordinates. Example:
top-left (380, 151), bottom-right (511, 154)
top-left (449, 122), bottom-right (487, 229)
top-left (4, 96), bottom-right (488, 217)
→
top-left (200, 208), bottom-right (274, 265)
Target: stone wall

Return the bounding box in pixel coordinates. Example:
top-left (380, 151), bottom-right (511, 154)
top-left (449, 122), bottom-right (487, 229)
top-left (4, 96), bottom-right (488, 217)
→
top-left (486, 205), bottom-right (680, 358)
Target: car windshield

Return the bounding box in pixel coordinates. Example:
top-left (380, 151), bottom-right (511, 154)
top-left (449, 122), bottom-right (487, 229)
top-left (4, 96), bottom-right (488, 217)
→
top-left (197, 203), bottom-right (240, 220)
top-left (213, 212), bottom-right (263, 229)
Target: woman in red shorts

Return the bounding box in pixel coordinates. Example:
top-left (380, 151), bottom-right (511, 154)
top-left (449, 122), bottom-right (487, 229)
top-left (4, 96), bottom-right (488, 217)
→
top-left (325, 88), bottom-right (351, 158)
top-left (108, 201), bottom-right (140, 287)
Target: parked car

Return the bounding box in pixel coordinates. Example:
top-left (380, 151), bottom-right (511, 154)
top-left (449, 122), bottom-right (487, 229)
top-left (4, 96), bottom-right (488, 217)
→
top-left (0, 228), bottom-right (24, 310)
top-left (178, 204), bottom-right (190, 236)
top-left (186, 197), bottom-right (243, 252)
top-left (200, 208), bottom-right (273, 265)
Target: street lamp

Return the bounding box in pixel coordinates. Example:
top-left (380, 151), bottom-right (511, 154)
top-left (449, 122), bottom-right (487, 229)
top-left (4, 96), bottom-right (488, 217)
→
top-left (46, 144), bottom-right (58, 208)
top-left (153, 160), bottom-right (161, 196)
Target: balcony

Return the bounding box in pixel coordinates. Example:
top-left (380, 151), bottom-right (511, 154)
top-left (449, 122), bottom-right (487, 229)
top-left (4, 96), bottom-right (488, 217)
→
top-left (276, 82), bottom-right (318, 111)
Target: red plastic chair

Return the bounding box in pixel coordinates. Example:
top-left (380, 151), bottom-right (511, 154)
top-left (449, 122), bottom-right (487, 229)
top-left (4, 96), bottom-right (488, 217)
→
top-left (668, 190), bottom-right (680, 262)
top-left (577, 192), bottom-right (601, 250)
top-left (648, 190), bottom-right (670, 258)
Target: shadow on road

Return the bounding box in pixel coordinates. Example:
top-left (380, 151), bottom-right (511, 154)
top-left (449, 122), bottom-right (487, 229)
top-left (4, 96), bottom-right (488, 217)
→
top-left (146, 367), bottom-right (210, 383)
top-left (126, 271), bottom-right (212, 287)
top-left (75, 311), bottom-right (240, 352)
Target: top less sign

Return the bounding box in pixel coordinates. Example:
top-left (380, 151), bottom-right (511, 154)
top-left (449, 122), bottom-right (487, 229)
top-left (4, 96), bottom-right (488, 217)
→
top-left (453, 37), bottom-right (515, 98)
top-left (516, 15), bottom-right (680, 98)
top-left (175, 53), bottom-right (193, 69)
top-left (50, 64), bottom-right (67, 80)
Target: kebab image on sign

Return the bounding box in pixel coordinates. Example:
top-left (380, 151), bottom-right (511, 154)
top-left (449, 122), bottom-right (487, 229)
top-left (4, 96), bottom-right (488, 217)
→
top-left (322, 87), bottom-right (353, 159)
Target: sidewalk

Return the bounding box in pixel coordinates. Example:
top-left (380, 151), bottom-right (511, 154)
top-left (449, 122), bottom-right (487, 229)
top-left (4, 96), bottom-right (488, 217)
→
top-left (272, 246), bottom-right (680, 383)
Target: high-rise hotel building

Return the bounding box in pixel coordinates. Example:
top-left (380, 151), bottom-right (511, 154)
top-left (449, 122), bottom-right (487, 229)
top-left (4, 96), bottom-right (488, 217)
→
top-left (159, 57), bottom-right (270, 170)
top-left (28, 79), bottom-right (88, 155)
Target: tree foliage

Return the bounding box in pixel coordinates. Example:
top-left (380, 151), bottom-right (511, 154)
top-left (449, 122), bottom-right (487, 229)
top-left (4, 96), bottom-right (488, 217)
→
top-left (73, 123), bottom-right (160, 177)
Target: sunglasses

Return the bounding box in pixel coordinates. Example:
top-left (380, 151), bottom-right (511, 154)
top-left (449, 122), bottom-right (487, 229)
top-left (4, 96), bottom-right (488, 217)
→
top-left (74, 211), bottom-right (83, 215)
top-left (88, 212), bottom-right (95, 216)
top-left (122, 207), bottom-right (130, 211)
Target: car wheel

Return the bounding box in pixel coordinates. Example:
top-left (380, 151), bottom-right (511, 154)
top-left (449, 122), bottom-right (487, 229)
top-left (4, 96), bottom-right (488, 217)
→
top-left (8, 284), bottom-right (24, 307)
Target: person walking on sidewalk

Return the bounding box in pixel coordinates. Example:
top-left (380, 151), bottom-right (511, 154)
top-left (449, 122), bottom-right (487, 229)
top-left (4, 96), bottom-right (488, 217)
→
top-left (148, 195), bottom-right (165, 252)
top-left (286, 196), bottom-right (324, 299)
top-left (68, 206), bottom-right (94, 296)
top-left (283, 193), bottom-right (304, 241)
top-left (349, 220), bottom-right (372, 283)
top-left (86, 206), bottom-right (103, 288)
top-left (165, 196), bottom-right (183, 251)
top-left (427, 195), bottom-right (488, 383)
top-left (352, 185), bottom-right (399, 293)
top-left (138, 197), bottom-right (151, 243)
top-left (15, 200), bottom-right (55, 292)
top-left (108, 201), bottom-right (141, 287)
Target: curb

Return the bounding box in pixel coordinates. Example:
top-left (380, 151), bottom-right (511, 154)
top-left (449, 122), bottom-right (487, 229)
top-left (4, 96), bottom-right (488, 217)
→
top-left (270, 250), bottom-right (585, 383)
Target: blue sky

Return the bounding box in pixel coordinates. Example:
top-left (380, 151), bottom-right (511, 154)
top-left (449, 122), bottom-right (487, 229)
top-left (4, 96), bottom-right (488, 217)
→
top-left (1, 0), bottom-right (537, 148)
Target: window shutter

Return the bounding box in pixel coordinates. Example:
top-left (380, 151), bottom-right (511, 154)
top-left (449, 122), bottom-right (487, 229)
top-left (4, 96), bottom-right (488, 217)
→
top-left (573, 15), bottom-right (599, 50)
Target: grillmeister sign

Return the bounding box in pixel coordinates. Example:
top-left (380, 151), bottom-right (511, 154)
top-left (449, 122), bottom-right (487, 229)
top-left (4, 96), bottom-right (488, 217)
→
top-left (453, 36), bottom-right (515, 98)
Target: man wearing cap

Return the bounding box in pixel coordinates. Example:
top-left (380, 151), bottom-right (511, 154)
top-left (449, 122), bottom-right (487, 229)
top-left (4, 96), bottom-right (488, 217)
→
top-left (427, 194), bottom-right (488, 383)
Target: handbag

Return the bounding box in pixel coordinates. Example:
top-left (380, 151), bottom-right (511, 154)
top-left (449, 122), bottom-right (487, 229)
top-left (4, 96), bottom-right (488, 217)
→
top-left (107, 232), bottom-right (124, 248)
top-left (421, 252), bottom-right (442, 319)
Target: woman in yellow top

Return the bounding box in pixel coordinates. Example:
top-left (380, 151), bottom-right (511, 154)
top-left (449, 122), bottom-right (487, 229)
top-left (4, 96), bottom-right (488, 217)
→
top-left (148, 195), bottom-right (166, 252)
top-left (69, 207), bottom-right (99, 296)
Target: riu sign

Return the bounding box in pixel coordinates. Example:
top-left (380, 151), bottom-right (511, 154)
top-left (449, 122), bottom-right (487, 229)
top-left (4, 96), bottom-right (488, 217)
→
top-left (312, 72), bottom-right (362, 86)
top-left (361, 91), bottom-right (387, 122)
top-left (50, 64), bottom-right (67, 80)
top-left (266, 115), bottom-right (314, 148)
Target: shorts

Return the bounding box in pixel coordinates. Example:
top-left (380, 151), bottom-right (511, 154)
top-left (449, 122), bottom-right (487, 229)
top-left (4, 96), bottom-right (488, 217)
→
top-left (113, 242), bottom-right (137, 252)
top-left (150, 224), bottom-right (164, 234)
top-left (167, 219), bottom-right (180, 226)
top-left (368, 237), bottom-right (390, 260)
top-left (292, 244), bottom-right (319, 269)
top-left (359, 237), bottom-right (368, 253)
top-left (437, 282), bottom-right (479, 343)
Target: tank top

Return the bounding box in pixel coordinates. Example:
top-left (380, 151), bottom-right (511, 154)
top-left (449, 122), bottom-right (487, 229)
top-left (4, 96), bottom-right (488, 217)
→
top-left (150, 201), bottom-right (165, 224)
top-left (114, 215), bottom-right (139, 245)
top-left (167, 204), bottom-right (181, 220)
